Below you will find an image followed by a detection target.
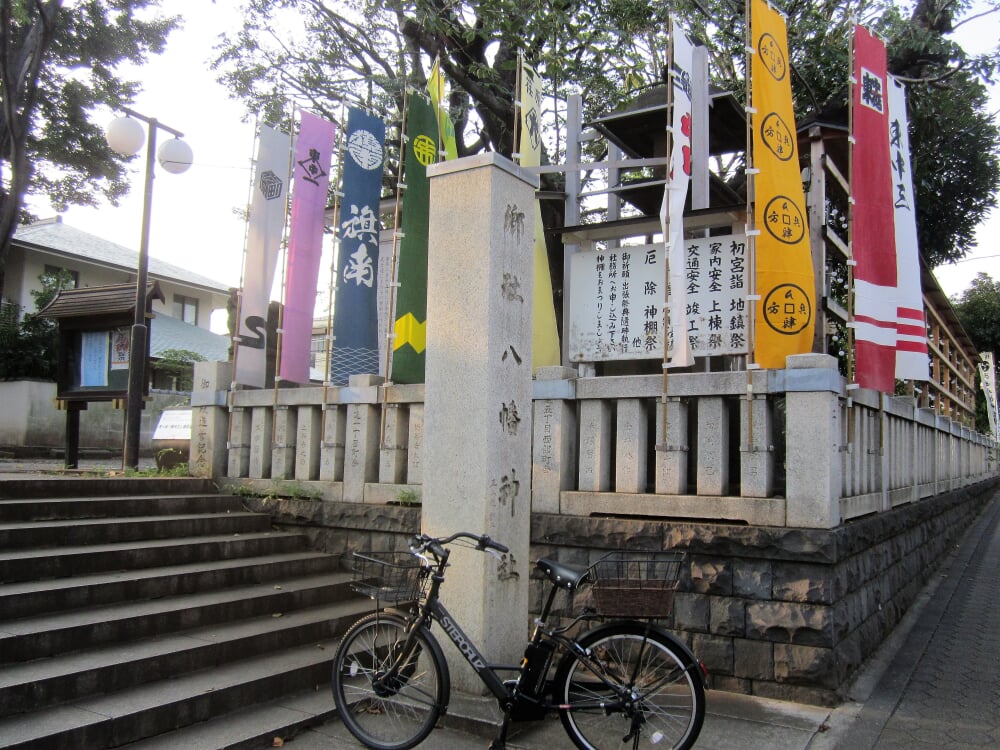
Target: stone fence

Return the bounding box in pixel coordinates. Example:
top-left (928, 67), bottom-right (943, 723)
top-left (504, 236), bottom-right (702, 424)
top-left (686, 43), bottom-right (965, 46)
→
top-left (191, 353), bottom-right (995, 531)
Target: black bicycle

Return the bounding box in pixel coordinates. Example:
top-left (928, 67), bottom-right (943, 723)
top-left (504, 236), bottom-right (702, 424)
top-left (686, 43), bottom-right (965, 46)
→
top-left (331, 531), bottom-right (707, 750)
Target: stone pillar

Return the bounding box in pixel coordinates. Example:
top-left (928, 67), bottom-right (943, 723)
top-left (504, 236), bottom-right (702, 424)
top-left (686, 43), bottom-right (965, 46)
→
top-left (578, 400), bottom-right (613, 491)
top-left (785, 354), bottom-right (842, 528)
top-left (697, 397), bottom-right (729, 495)
top-left (422, 153), bottom-right (536, 693)
top-left (655, 397), bottom-right (689, 494)
top-left (190, 361), bottom-right (231, 479)
top-left (379, 404), bottom-right (409, 484)
top-left (343, 374), bottom-right (383, 502)
top-left (531, 367), bottom-right (578, 514)
top-left (740, 370), bottom-right (773, 498)
top-left (319, 402), bottom-right (347, 482)
top-left (248, 405), bottom-right (273, 479)
top-left (295, 405), bottom-right (322, 481)
top-left (270, 404), bottom-right (297, 480)
top-left (227, 406), bottom-right (251, 478)
top-left (616, 398), bottom-right (648, 493)
top-left (407, 403), bottom-right (425, 486)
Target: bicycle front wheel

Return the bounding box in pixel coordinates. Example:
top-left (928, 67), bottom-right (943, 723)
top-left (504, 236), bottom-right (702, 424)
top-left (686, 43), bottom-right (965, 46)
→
top-left (332, 610), bottom-right (450, 750)
top-left (555, 620), bottom-right (705, 750)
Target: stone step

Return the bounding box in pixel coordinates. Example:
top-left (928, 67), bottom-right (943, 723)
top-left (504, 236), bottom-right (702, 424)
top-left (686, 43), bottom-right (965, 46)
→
top-left (0, 598), bottom-right (370, 718)
top-left (0, 531), bottom-right (309, 584)
top-left (0, 551), bottom-right (341, 620)
top-left (0, 494), bottom-right (245, 522)
top-left (0, 512), bottom-right (273, 549)
top-left (118, 687), bottom-right (336, 750)
top-left (0, 641), bottom-right (342, 750)
top-left (0, 572), bottom-right (357, 665)
top-left (0, 477), bottom-right (216, 501)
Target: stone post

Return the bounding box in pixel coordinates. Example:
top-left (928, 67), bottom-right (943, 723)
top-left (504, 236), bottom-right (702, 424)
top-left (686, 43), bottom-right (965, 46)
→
top-left (531, 366), bottom-right (578, 514)
top-left (342, 374), bottom-right (383, 502)
top-left (785, 354), bottom-right (842, 528)
top-left (740, 369), bottom-right (774, 498)
top-left (319, 400), bottom-right (347, 482)
top-left (616, 399), bottom-right (648, 493)
top-left (406, 403), bottom-right (425, 486)
top-left (270, 404), bottom-right (297, 480)
top-left (248, 405), bottom-right (273, 479)
top-left (422, 153), bottom-right (536, 693)
top-left (190, 361), bottom-right (231, 479)
top-left (697, 396), bottom-right (729, 495)
top-left (578, 400), bottom-right (613, 491)
top-left (227, 406), bottom-right (251, 478)
top-left (295, 405), bottom-right (322, 481)
top-left (655, 397), bottom-right (689, 494)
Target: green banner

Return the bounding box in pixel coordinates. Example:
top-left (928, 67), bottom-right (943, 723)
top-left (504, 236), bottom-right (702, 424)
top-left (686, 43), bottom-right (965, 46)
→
top-left (391, 93), bottom-right (438, 384)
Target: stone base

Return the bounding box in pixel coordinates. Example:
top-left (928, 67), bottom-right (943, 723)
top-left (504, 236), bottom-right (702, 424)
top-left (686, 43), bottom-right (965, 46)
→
top-left (244, 479), bottom-right (997, 705)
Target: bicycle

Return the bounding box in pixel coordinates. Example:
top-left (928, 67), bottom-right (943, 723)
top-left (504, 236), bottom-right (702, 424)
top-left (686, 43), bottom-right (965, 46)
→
top-left (331, 531), bottom-right (707, 750)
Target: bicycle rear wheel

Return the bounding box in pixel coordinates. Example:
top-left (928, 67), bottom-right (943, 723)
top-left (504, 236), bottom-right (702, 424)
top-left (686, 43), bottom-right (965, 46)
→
top-left (555, 620), bottom-right (705, 750)
top-left (332, 611), bottom-right (450, 750)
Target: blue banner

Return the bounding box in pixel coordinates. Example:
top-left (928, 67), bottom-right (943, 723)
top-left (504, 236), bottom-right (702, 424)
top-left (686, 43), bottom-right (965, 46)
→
top-left (331, 108), bottom-right (386, 385)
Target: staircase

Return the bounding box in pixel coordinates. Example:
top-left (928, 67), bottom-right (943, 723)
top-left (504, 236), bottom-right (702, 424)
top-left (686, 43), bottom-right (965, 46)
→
top-left (0, 478), bottom-right (370, 749)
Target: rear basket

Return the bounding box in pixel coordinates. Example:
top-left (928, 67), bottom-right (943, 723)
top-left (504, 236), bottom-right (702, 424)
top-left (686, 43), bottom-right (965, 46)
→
top-left (588, 551), bottom-right (684, 618)
top-left (350, 551), bottom-right (427, 604)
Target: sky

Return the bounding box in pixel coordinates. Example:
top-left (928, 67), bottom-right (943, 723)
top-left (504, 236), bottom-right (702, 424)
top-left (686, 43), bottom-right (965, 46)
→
top-left (24, 0), bottom-right (1000, 324)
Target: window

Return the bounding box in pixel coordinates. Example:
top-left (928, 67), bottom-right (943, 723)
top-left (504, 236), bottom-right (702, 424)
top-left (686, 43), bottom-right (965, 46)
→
top-left (43, 265), bottom-right (79, 289)
top-left (173, 294), bottom-right (198, 325)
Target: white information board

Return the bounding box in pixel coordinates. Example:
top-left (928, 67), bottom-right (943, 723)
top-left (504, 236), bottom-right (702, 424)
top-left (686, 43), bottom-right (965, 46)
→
top-left (568, 237), bottom-right (749, 362)
top-left (153, 409), bottom-right (192, 441)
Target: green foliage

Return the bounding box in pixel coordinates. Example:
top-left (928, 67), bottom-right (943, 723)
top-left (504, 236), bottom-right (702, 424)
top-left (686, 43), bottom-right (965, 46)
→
top-left (0, 270), bottom-right (72, 380)
top-left (0, 1), bottom-right (180, 265)
top-left (123, 461), bottom-right (190, 478)
top-left (395, 487), bottom-right (421, 506)
top-left (234, 481), bottom-right (322, 501)
top-left (152, 348), bottom-right (205, 391)
top-left (952, 272), bottom-right (1000, 433)
top-left (213, 0), bottom-right (1000, 270)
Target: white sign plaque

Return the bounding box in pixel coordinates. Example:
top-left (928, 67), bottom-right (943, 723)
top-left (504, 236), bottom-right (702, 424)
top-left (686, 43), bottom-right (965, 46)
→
top-left (568, 237), bottom-right (748, 362)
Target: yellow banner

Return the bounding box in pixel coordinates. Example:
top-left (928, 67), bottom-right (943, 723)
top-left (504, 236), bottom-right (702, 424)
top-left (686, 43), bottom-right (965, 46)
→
top-left (750, 0), bottom-right (816, 368)
top-left (519, 57), bottom-right (561, 369)
top-left (427, 58), bottom-right (458, 161)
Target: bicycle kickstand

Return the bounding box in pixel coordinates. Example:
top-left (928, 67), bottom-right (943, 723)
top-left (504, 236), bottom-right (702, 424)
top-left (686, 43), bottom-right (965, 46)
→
top-left (487, 707), bottom-right (513, 750)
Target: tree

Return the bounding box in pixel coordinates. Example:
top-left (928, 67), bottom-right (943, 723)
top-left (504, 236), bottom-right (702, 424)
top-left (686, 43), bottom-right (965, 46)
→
top-left (952, 272), bottom-right (1000, 433)
top-left (213, 0), bottom-right (999, 266)
top-left (0, 268), bottom-right (73, 380)
top-left (0, 0), bottom-right (180, 268)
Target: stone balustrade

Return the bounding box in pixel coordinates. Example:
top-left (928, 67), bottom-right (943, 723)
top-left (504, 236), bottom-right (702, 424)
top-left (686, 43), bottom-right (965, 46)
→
top-left (192, 353), bottom-right (996, 530)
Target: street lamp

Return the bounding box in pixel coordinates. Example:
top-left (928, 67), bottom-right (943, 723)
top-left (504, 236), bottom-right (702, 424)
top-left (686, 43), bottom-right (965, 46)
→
top-left (105, 108), bottom-right (192, 470)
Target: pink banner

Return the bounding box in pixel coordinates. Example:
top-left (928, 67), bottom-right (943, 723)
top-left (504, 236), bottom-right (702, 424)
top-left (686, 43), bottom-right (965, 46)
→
top-left (280, 110), bottom-right (336, 383)
top-left (852, 26), bottom-right (897, 393)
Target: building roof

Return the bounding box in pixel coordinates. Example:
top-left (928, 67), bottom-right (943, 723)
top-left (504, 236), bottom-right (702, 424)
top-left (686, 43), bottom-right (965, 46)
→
top-left (149, 312), bottom-right (229, 362)
top-left (12, 217), bottom-right (230, 294)
top-left (37, 282), bottom-right (164, 319)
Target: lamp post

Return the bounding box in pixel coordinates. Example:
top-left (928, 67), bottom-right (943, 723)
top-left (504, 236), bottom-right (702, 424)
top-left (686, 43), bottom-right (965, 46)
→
top-left (105, 108), bottom-right (192, 470)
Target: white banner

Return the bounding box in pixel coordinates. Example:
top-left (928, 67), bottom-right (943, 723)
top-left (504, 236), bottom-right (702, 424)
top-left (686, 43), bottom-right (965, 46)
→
top-left (980, 352), bottom-right (998, 440)
top-left (662, 18), bottom-right (694, 367)
top-left (235, 124), bottom-right (292, 387)
top-left (888, 77), bottom-right (929, 380)
top-left (568, 237), bottom-right (748, 362)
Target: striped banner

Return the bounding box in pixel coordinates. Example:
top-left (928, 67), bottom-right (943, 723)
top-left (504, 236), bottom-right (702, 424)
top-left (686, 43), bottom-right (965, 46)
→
top-left (235, 125), bottom-right (291, 387)
top-left (852, 25), bottom-right (897, 393)
top-left (518, 57), bottom-right (561, 369)
top-left (330, 108), bottom-right (386, 385)
top-left (750, 0), bottom-right (816, 369)
top-left (662, 18), bottom-right (694, 368)
top-left (887, 76), bottom-right (929, 381)
top-left (390, 94), bottom-right (437, 384)
top-left (280, 110), bottom-right (336, 384)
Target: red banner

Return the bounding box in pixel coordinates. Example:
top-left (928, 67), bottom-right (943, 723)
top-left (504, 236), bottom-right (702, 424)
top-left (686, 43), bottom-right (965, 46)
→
top-left (852, 25), bottom-right (897, 393)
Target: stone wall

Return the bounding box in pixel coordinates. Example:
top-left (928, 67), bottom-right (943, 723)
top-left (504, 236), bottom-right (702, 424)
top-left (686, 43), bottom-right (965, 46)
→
top-left (240, 478), bottom-right (997, 705)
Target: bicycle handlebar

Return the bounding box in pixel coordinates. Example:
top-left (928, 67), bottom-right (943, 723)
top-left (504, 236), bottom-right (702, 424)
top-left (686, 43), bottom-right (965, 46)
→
top-left (409, 531), bottom-right (509, 558)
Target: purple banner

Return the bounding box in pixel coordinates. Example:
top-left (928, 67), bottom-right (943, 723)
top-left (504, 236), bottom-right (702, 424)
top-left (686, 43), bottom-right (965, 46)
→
top-left (280, 110), bottom-right (336, 383)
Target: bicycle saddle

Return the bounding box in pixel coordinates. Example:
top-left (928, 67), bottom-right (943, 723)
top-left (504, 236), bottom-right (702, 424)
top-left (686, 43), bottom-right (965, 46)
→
top-left (535, 558), bottom-right (590, 590)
